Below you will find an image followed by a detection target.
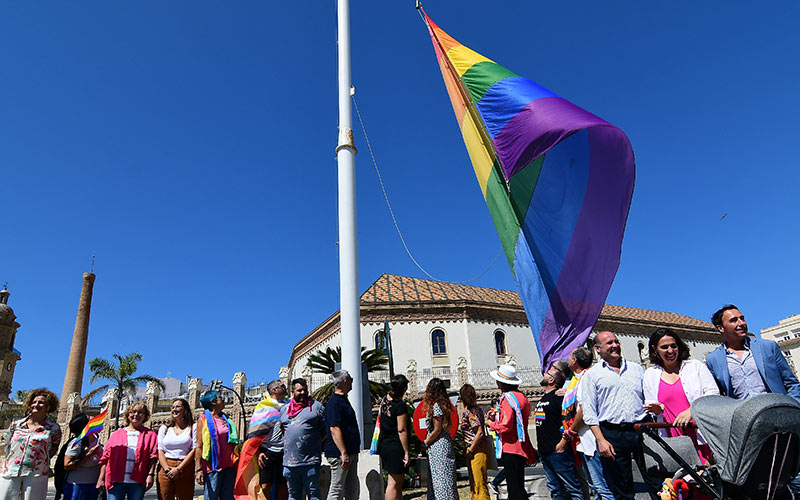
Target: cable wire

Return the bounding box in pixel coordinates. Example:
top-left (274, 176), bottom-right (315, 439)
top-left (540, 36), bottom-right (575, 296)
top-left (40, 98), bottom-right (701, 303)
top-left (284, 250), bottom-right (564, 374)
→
top-left (352, 94), bottom-right (503, 284)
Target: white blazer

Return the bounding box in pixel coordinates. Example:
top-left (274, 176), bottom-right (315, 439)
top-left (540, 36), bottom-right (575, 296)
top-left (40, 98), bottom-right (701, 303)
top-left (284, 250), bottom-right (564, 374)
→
top-left (643, 359), bottom-right (719, 440)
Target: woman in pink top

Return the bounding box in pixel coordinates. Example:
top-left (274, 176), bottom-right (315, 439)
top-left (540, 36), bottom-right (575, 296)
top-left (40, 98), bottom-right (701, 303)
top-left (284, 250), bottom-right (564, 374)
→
top-left (642, 328), bottom-right (719, 463)
top-left (194, 391), bottom-right (238, 500)
top-left (97, 402), bottom-right (159, 500)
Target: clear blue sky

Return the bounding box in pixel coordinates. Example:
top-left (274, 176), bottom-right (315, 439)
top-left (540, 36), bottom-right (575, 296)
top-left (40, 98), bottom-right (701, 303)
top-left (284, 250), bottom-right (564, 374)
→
top-left (2, 1), bottom-right (798, 397)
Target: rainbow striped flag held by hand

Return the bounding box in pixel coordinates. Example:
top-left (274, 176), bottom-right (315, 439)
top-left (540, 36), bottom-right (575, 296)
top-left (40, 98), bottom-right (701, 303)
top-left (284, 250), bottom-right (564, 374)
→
top-left (78, 408), bottom-right (107, 440)
top-left (424, 13), bottom-right (635, 369)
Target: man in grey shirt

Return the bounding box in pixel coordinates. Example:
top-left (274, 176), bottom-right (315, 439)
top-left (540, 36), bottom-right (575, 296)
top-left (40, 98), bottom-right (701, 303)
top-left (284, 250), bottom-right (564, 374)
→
top-left (280, 378), bottom-right (326, 500)
top-left (582, 331), bottom-right (655, 500)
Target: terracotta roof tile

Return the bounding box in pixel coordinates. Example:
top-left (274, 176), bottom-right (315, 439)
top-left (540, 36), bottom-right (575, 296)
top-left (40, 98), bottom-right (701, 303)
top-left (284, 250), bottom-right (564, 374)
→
top-left (361, 274), bottom-right (713, 329)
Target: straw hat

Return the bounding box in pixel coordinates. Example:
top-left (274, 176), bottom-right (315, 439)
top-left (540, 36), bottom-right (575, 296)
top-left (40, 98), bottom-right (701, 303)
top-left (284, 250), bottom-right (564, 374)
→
top-left (490, 364), bottom-right (522, 385)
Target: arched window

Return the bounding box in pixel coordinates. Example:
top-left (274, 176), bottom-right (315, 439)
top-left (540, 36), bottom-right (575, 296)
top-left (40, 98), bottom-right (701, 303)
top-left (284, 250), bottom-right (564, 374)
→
top-left (431, 329), bottom-right (447, 355)
top-left (494, 330), bottom-right (507, 356)
top-left (374, 330), bottom-right (387, 351)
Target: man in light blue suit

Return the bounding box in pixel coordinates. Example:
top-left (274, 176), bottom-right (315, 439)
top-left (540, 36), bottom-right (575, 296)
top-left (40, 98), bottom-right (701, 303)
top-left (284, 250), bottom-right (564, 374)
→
top-left (706, 304), bottom-right (800, 494)
top-left (705, 304), bottom-right (800, 402)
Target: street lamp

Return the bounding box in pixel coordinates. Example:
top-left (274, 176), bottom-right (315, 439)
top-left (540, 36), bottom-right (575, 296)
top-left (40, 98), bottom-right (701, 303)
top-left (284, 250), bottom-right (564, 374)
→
top-left (209, 380), bottom-right (248, 437)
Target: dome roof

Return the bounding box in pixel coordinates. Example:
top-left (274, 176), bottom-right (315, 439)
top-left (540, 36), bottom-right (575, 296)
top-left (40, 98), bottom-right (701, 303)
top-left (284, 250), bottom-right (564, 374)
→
top-left (0, 287), bottom-right (16, 323)
top-left (0, 303), bottom-right (15, 323)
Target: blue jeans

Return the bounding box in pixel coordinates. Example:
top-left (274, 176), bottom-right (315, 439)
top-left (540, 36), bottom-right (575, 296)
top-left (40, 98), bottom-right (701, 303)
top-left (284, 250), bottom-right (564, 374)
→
top-left (70, 483), bottom-right (99, 500)
top-left (204, 467), bottom-right (236, 500)
top-left (583, 452), bottom-right (614, 500)
top-left (107, 482), bottom-right (144, 500)
top-left (283, 465), bottom-right (321, 500)
top-left (540, 451), bottom-right (584, 500)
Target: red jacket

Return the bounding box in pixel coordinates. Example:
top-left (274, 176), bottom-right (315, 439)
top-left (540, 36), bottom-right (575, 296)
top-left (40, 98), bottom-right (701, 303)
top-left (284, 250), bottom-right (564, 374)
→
top-left (488, 391), bottom-right (537, 463)
top-left (99, 427), bottom-right (158, 490)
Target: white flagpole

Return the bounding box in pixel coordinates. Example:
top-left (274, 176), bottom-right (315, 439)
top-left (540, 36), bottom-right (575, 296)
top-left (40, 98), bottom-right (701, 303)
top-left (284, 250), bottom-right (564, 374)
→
top-left (336, 0), bottom-right (364, 442)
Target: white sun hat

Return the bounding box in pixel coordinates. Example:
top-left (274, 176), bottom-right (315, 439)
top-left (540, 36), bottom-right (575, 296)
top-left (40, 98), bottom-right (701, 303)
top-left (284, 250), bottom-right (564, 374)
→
top-left (490, 364), bottom-right (522, 385)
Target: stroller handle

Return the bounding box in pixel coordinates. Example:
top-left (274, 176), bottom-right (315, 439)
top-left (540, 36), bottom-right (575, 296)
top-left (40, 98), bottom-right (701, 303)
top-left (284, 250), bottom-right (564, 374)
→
top-left (634, 421), bottom-right (697, 430)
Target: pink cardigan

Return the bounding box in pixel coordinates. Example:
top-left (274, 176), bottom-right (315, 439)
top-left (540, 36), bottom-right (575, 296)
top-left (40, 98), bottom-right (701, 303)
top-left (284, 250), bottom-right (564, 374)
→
top-left (99, 427), bottom-right (158, 490)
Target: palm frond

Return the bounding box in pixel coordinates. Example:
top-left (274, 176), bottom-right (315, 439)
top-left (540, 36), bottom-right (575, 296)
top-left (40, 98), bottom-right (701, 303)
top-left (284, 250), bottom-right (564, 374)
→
top-left (312, 383), bottom-right (335, 404)
top-left (132, 375), bottom-right (166, 391)
top-left (88, 358), bottom-right (117, 383)
top-left (81, 385), bottom-right (109, 406)
top-left (117, 353), bottom-right (142, 379)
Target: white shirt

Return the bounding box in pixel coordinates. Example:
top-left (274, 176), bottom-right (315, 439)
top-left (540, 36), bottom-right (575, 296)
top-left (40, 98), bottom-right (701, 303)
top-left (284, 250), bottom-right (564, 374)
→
top-left (581, 357), bottom-right (646, 426)
top-left (157, 424), bottom-right (196, 460)
top-left (123, 430), bottom-right (139, 483)
top-left (642, 359), bottom-right (719, 408)
top-left (574, 376), bottom-right (596, 456)
top-left (642, 359), bottom-right (719, 441)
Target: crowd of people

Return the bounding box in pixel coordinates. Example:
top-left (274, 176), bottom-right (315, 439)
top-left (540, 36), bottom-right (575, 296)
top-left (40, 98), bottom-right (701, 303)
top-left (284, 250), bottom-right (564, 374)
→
top-left (1, 304), bottom-right (798, 500)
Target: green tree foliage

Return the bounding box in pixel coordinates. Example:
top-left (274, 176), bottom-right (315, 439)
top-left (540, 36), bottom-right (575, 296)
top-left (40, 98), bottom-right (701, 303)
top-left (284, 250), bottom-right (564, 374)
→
top-left (14, 389), bottom-right (29, 403)
top-left (84, 352), bottom-right (165, 427)
top-left (306, 346), bottom-right (388, 404)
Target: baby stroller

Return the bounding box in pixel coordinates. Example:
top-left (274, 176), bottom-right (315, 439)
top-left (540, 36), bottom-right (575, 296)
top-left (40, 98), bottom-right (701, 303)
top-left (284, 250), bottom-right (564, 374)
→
top-left (637, 393), bottom-right (800, 500)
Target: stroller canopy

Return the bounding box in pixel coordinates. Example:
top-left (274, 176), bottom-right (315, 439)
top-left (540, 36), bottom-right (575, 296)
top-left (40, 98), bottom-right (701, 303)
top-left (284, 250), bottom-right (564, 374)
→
top-left (692, 393), bottom-right (800, 485)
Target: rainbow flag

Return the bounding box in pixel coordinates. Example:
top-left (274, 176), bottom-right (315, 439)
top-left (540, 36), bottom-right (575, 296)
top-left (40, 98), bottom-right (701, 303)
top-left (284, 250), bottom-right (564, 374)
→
top-left (424, 14), bottom-right (635, 369)
top-left (246, 395), bottom-right (284, 439)
top-left (234, 395), bottom-right (285, 500)
top-left (77, 408), bottom-right (107, 440)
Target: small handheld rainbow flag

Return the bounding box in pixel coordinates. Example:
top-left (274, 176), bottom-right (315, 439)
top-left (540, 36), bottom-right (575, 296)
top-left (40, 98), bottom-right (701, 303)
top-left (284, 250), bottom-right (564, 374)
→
top-left (77, 408), bottom-right (107, 440)
top-left (369, 414), bottom-right (381, 455)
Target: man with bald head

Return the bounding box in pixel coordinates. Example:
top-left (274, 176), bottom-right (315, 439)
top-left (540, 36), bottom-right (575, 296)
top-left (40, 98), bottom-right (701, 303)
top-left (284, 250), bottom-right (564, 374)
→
top-left (581, 331), bottom-right (651, 500)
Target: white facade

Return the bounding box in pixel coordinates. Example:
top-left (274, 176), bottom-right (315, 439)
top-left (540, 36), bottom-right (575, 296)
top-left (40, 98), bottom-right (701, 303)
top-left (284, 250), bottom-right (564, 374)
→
top-left (287, 274), bottom-right (722, 395)
top-left (290, 318), bottom-right (543, 393)
top-left (761, 314), bottom-right (800, 342)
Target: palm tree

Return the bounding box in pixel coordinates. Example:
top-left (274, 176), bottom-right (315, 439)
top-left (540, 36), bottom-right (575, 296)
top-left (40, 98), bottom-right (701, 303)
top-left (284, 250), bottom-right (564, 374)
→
top-left (306, 346), bottom-right (388, 404)
top-left (14, 389), bottom-right (29, 403)
top-left (83, 353), bottom-right (165, 427)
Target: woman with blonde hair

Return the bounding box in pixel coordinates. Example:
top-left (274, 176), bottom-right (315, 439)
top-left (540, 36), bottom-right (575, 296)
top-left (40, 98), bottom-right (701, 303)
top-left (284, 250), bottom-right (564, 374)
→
top-left (157, 398), bottom-right (196, 500)
top-left (97, 402), bottom-right (159, 500)
top-left (459, 384), bottom-right (489, 500)
top-left (423, 378), bottom-right (457, 500)
top-left (0, 388), bottom-right (62, 500)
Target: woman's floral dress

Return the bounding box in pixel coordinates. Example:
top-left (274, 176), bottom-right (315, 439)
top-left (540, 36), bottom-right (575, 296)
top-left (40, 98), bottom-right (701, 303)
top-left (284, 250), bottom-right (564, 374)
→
top-left (426, 403), bottom-right (458, 500)
top-left (1, 417), bottom-right (62, 478)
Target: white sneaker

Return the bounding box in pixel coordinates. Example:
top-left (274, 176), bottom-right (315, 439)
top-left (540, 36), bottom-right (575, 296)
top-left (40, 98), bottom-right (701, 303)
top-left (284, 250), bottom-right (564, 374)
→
top-left (488, 482), bottom-right (498, 497)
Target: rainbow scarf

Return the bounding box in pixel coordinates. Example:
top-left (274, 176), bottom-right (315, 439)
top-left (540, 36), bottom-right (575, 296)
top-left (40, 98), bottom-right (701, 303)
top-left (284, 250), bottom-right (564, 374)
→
top-left (424, 13), bottom-right (635, 370)
top-left (77, 408), bottom-right (107, 440)
top-left (505, 392), bottom-right (526, 443)
top-left (494, 392), bottom-right (526, 459)
top-left (201, 410), bottom-right (239, 471)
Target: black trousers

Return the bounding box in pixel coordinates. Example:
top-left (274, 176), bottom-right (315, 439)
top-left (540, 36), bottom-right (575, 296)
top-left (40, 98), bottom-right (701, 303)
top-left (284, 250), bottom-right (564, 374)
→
top-left (599, 423), bottom-right (660, 500)
top-left (503, 453), bottom-right (528, 500)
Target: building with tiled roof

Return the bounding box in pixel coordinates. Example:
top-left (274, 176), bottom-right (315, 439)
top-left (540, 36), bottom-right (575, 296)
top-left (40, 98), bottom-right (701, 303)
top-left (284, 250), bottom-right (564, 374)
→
top-left (287, 273), bottom-right (721, 396)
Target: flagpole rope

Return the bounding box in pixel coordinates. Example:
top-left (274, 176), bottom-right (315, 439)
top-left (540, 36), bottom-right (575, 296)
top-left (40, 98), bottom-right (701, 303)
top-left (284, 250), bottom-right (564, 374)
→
top-left (352, 95), bottom-right (502, 284)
